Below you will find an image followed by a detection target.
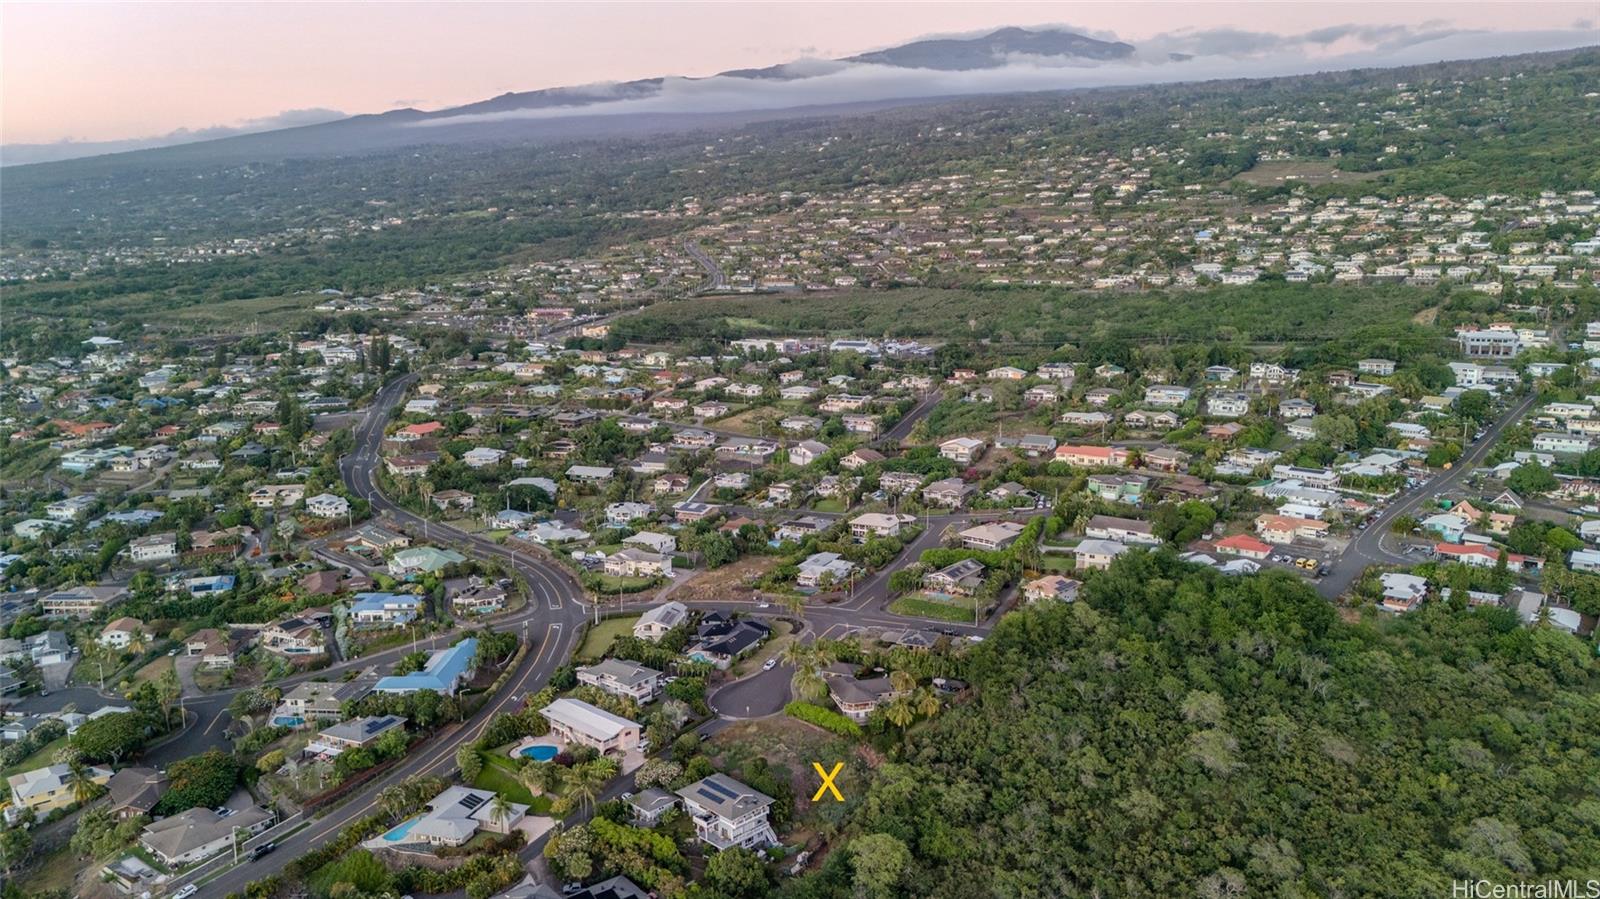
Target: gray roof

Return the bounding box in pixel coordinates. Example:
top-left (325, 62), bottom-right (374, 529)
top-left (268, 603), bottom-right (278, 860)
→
top-left (676, 773), bottom-right (773, 821)
top-left (141, 806), bottom-right (272, 860)
top-left (627, 787), bottom-right (679, 815)
top-left (580, 658), bottom-right (661, 688)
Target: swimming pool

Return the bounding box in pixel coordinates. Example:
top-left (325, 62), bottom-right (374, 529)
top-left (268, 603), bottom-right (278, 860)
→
top-left (382, 818), bottom-right (420, 842)
top-left (520, 745), bottom-right (559, 762)
top-left (272, 715), bottom-right (305, 728)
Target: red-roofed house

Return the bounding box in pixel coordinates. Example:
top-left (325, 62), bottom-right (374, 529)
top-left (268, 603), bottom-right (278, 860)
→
top-left (1054, 444), bottom-right (1130, 467)
top-left (394, 422), bottom-right (445, 441)
top-left (1434, 542), bottom-right (1542, 572)
top-left (1215, 534), bottom-right (1272, 560)
top-left (1255, 514), bottom-right (1330, 545)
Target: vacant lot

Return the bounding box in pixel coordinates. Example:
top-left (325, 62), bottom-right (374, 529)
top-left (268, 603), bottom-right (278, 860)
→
top-left (576, 614), bottom-right (639, 662)
top-left (889, 592), bottom-right (983, 623)
top-left (1232, 159), bottom-right (1387, 187)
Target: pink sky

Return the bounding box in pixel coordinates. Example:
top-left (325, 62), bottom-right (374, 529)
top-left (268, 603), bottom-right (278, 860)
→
top-left (3, 1), bottom-right (1593, 144)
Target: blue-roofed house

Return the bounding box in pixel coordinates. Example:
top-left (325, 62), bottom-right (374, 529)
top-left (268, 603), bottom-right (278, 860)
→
top-left (347, 592), bottom-right (423, 627)
top-left (374, 638), bottom-right (477, 695)
top-left (173, 574), bottom-right (236, 596)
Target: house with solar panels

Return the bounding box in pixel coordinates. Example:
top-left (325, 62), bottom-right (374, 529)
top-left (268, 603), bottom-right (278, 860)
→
top-left (675, 773), bottom-right (779, 851)
top-left (397, 785), bottom-right (527, 847)
top-left (373, 638), bottom-right (478, 695)
top-left (308, 715), bottom-right (407, 755)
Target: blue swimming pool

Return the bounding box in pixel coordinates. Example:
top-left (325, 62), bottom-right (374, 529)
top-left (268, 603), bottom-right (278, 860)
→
top-left (272, 715), bottom-right (305, 728)
top-left (520, 745), bottom-right (559, 762)
top-left (382, 818), bottom-right (420, 842)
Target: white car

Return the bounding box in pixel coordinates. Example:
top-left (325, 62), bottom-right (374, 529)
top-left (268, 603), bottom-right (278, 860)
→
top-left (173, 886), bottom-right (198, 899)
top-left (762, 658), bottom-right (778, 671)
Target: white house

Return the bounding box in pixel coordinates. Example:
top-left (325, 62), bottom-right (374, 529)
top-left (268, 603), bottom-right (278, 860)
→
top-left (305, 493), bottom-right (351, 519)
top-left (676, 773), bottom-right (778, 851)
top-left (633, 602), bottom-right (688, 641)
top-left (576, 659), bottom-right (662, 702)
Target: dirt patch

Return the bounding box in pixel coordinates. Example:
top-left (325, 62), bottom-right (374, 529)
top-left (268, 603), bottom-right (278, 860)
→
top-left (671, 556), bottom-right (780, 603)
top-left (1232, 159), bottom-right (1387, 187)
top-left (1412, 305), bottom-right (1441, 325)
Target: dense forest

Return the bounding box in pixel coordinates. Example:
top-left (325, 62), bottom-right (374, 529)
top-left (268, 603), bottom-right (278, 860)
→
top-left (781, 552), bottom-right (1600, 898)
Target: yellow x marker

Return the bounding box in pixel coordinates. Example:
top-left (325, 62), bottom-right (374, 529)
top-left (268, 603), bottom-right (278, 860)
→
top-left (811, 761), bottom-right (844, 802)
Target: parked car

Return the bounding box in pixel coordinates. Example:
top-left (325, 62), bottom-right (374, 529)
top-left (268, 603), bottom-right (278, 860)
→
top-left (762, 658), bottom-right (778, 671)
top-left (248, 842), bottom-right (276, 861)
top-left (174, 887), bottom-right (199, 899)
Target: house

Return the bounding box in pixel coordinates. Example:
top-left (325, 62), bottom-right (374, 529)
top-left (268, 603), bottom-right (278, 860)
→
top-left (922, 477), bottom-right (976, 509)
top-left (38, 585), bottom-right (124, 619)
top-left (577, 659), bottom-right (663, 702)
top-left (849, 513), bottom-right (908, 541)
top-left (1144, 446), bottom-right (1191, 473)
top-left (939, 437), bottom-right (986, 464)
top-left (789, 440), bottom-right (829, 466)
top-left (1085, 515), bottom-right (1159, 546)
top-left (604, 547), bottom-right (672, 579)
top-left (1278, 398), bottom-right (1316, 419)
top-left (606, 501), bottom-right (655, 527)
top-left (312, 715), bottom-right (408, 752)
top-left (1144, 385), bottom-right (1191, 407)
top-left (7, 763), bottom-right (112, 815)
top-left (1086, 473), bottom-right (1148, 504)
top-left (1379, 572), bottom-right (1429, 613)
top-left (140, 806), bottom-right (273, 867)
top-left (1054, 444), bottom-right (1130, 468)
top-left (825, 668), bottom-right (906, 722)
top-left (301, 492), bottom-right (352, 520)
top-left (923, 559), bottom-right (986, 595)
top-left (1023, 575), bottom-right (1080, 602)
top-left (1357, 358), bottom-right (1397, 376)
top-left (249, 484), bottom-right (307, 509)
top-left (1532, 432), bottom-right (1592, 455)
top-left (184, 628), bottom-right (237, 669)
top-left (430, 489), bottom-right (475, 513)
top-left (686, 615), bottom-right (770, 668)
top-left (566, 465), bottom-right (615, 483)
top-left (278, 679), bottom-right (369, 721)
top-left (673, 501), bottom-right (718, 523)
top-left (1421, 513), bottom-right (1470, 543)
top-left (386, 784), bottom-right (528, 848)
top-left (840, 447), bottom-right (885, 470)
top-left (374, 638), bottom-right (478, 694)
top-left (633, 602), bottom-right (689, 641)
top-left (880, 471), bottom-right (924, 495)
top-left (348, 592), bottom-right (424, 627)
top-left (1205, 392), bottom-right (1251, 418)
top-left (104, 767), bottom-right (166, 820)
top-left (540, 698), bottom-right (642, 755)
top-left (1215, 534), bottom-right (1272, 560)
top-left (959, 521), bottom-right (1026, 551)
top-left (388, 546), bottom-right (467, 577)
top-left (450, 577), bottom-right (508, 616)
top-left (628, 789), bottom-right (680, 828)
top-left (98, 617), bottom-right (146, 650)
top-left (1074, 539), bottom-right (1131, 571)
top-left (676, 773), bottom-right (779, 851)
top-left (259, 615), bottom-right (329, 657)
top-left (796, 552), bottom-right (857, 588)
top-left (1255, 514), bottom-right (1330, 545)
top-left (1435, 542), bottom-right (1541, 572)
top-left (128, 532), bottom-right (179, 564)
top-left (1569, 549), bottom-right (1600, 574)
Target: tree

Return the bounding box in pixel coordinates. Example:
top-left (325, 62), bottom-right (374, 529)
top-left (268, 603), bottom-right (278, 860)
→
top-left (71, 711), bottom-right (147, 764)
top-left (1506, 463), bottom-right (1557, 496)
top-left (850, 832), bottom-right (911, 899)
top-left (153, 750), bottom-right (241, 816)
top-left (782, 641), bottom-right (834, 703)
top-left (456, 745), bottom-right (484, 782)
top-left (487, 793), bottom-right (514, 833)
top-left (704, 846), bottom-right (771, 898)
top-left (0, 826), bottom-right (32, 875)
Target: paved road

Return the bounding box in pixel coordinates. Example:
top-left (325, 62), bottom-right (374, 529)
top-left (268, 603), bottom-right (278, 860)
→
top-left (196, 375), bottom-right (589, 898)
top-left (684, 241), bottom-right (726, 292)
top-left (1315, 388), bottom-right (1538, 599)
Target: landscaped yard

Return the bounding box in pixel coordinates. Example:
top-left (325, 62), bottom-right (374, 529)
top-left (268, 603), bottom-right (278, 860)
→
top-left (473, 749), bottom-right (556, 814)
top-left (730, 620), bottom-right (794, 678)
top-left (576, 614), bottom-right (639, 663)
top-left (888, 592), bottom-right (983, 623)
top-left (2, 734), bottom-right (68, 778)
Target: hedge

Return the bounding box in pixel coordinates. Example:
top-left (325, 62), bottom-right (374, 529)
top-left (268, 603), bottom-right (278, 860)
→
top-left (784, 701), bottom-right (863, 738)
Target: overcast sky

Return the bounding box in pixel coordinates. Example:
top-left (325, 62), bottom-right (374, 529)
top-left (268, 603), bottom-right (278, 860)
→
top-left (3, 1), bottom-right (1596, 145)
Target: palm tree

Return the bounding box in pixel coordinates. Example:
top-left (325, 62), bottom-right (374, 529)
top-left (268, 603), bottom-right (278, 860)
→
top-left (884, 695), bottom-right (915, 729)
top-left (915, 687), bottom-right (941, 720)
top-left (780, 593), bottom-right (806, 624)
top-left (488, 793), bottom-right (513, 832)
top-left (518, 762), bottom-right (547, 798)
top-left (562, 765), bottom-right (599, 818)
top-left (782, 642), bottom-right (832, 703)
top-left (68, 760), bottom-right (98, 805)
top-left (889, 670), bottom-right (916, 695)
top-left (156, 668), bottom-right (182, 730)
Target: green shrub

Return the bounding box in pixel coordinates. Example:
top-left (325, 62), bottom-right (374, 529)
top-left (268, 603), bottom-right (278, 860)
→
top-left (784, 701), bottom-right (863, 738)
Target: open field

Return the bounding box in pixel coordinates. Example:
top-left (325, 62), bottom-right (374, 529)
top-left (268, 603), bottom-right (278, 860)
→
top-left (889, 593), bottom-right (983, 622)
top-left (1232, 159), bottom-right (1388, 187)
top-left (575, 614), bottom-right (639, 662)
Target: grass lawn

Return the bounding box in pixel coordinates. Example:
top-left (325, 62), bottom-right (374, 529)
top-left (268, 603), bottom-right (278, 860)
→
top-left (1, 734), bottom-right (68, 778)
top-left (730, 620), bottom-right (795, 678)
top-left (125, 654), bottom-right (175, 692)
top-left (16, 844), bottom-right (77, 896)
top-left (1031, 555), bottom-right (1076, 573)
top-left (576, 615), bottom-right (639, 663)
top-left (888, 593), bottom-right (983, 623)
top-left (593, 574), bottom-right (658, 594)
top-left (474, 751), bottom-right (556, 813)
top-left (811, 498), bottom-right (847, 513)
